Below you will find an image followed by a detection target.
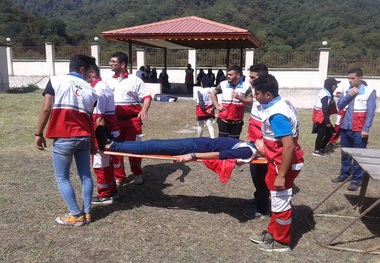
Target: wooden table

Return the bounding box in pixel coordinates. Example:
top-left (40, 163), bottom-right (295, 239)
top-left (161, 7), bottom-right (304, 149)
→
top-left (311, 148), bottom-right (380, 252)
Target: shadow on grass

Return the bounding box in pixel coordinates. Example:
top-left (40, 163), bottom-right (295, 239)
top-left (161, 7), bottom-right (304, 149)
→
top-left (344, 194), bottom-right (380, 237)
top-left (91, 162), bottom-right (313, 249)
top-left (7, 85), bottom-right (39, 93)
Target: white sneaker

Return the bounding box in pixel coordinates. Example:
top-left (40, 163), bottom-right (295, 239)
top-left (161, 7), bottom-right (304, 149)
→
top-left (134, 175), bottom-right (143, 185)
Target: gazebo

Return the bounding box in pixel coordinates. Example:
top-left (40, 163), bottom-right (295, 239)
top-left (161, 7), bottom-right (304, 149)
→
top-left (101, 16), bottom-right (261, 72)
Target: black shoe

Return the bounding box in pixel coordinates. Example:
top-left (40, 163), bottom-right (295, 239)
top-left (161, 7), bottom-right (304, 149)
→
top-left (331, 176), bottom-right (346, 183)
top-left (95, 125), bottom-right (113, 151)
top-left (347, 181), bottom-right (361, 191)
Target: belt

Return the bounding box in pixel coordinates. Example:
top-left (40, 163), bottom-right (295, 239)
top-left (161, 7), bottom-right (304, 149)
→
top-left (219, 118), bottom-right (243, 125)
top-left (117, 114), bottom-right (138, 121)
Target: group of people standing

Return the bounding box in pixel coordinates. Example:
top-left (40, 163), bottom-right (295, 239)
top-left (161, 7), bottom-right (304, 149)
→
top-left (34, 52), bottom-right (375, 253)
top-left (35, 52), bottom-right (153, 226)
top-left (193, 63), bottom-right (304, 252)
top-left (312, 67), bottom-right (376, 191)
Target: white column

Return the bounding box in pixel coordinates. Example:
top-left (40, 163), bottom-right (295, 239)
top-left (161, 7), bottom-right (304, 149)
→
top-left (318, 48), bottom-right (330, 85)
top-left (244, 49), bottom-right (255, 82)
top-left (6, 45), bottom-right (13, 76)
top-left (136, 49), bottom-right (145, 69)
top-left (0, 45), bottom-right (9, 92)
top-left (188, 49), bottom-right (197, 98)
top-left (91, 42), bottom-right (100, 65)
top-left (45, 42), bottom-right (55, 76)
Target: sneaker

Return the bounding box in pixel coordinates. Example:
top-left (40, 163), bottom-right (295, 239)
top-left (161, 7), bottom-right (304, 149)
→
top-left (92, 196), bottom-right (114, 205)
top-left (92, 192), bottom-right (120, 205)
top-left (312, 150), bottom-right (327, 157)
top-left (347, 181), bottom-right (361, 191)
top-left (116, 179), bottom-right (127, 187)
top-left (55, 213), bottom-right (86, 227)
top-left (243, 208), bottom-right (270, 219)
top-left (244, 198), bottom-right (257, 206)
top-left (331, 176), bottom-right (346, 183)
top-left (257, 239), bottom-right (291, 252)
top-left (250, 230), bottom-right (273, 244)
top-left (95, 125), bottom-right (113, 151)
top-left (134, 175), bottom-right (143, 185)
top-left (85, 213), bottom-right (91, 224)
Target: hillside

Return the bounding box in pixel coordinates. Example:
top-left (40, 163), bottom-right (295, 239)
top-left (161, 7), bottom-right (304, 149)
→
top-left (4, 0), bottom-right (380, 59)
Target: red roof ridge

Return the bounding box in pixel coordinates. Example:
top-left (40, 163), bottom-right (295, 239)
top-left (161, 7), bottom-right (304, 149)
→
top-left (103, 16), bottom-right (248, 34)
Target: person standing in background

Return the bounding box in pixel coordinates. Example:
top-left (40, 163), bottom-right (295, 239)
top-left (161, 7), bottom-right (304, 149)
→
top-left (196, 78), bottom-right (216, 138)
top-left (185, 63), bottom-right (194, 95)
top-left (312, 78), bottom-right (340, 157)
top-left (106, 52), bottom-right (152, 186)
top-left (331, 67), bottom-right (376, 191)
top-left (210, 65), bottom-right (252, 139)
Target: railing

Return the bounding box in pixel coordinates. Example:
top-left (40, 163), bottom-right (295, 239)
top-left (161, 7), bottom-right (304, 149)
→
top-left (54, 46), bottom-right (91, 59)
top-left (254, 52), bottom-right (319, 68)
top-left (328, 59), bottom-right (380, 76)
top-left (9, 46), bottom-right (380, 76)
top-left (13, 46), bottom-right (46, 59)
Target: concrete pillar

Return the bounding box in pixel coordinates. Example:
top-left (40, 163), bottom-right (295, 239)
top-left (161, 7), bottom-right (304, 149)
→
top-left (244, 49), bottom-right (255, 82)
top-left (318, 48), bottom-right (330, 85)
top-left (45, 42), bottom-right (55, 76)
top-left (188, 49), bottom-right (197, 98)
top-left (136, 49), bottom-right (145, 69)
top-left (6, 45), bottom-right (13, 76)
top-left (91, 42), bottom-right (100, 65)
top-left (0, 45), bottom-right (9, 92)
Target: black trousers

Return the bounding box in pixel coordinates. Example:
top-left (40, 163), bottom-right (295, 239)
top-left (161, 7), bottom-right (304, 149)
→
top-left (217, 118), bottom-right (244, 139)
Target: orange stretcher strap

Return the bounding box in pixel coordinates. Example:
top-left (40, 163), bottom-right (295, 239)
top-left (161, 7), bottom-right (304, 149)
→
top-left (103, 150), bottom-right (267, 164)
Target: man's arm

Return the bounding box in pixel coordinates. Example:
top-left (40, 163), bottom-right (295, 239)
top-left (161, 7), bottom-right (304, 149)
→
top-left (362, 90), bottom-right (377, 136)
top-left (139, 97), bottom-right (152, 120)
top-left (210, 85), bottom-right (223, 111)
top-left (35, 94), bottom-right (54, 150)
top-left (274, 135), bottom-right (294, 190)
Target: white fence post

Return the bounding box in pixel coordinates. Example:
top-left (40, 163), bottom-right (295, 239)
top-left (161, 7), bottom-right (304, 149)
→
top-left (0, 45), bottom-right (9, 92)
top-left (45, 42), bottom-right (55, 76)
top-left (318, 47), bottom-right (330, 85)
top-left (91, 42), bottom-right (100, 65)
top-left (136, 49), bottom-right (145, 69)
top-left (6, 45), bottom-right (13, 76)
top-left (244, 49), bottom-right (255, 82)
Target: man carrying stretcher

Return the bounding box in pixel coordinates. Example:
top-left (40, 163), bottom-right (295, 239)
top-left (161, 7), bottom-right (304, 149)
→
top-left (95, 125), bottom-right (265, 183)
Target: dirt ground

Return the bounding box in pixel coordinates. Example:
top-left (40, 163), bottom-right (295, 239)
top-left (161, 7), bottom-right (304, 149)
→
top-left (1, 90), bottom-right (380, 262)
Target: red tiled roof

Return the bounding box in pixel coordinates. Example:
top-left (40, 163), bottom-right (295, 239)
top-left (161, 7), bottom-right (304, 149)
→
top-left (101, 16), bottom-right (261, 49)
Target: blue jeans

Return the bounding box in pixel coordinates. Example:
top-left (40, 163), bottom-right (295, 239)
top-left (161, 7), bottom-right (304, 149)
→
top-left (110, 138), bottom-right (198, 155)
top-left (52, 137), bottom-right (93, 215)
top-left (340, 129), bottom-right (368, 183)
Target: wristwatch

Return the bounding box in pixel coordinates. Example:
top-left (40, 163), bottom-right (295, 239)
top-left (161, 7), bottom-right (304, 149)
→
top-left (191, 153), bottom-right (196, 159)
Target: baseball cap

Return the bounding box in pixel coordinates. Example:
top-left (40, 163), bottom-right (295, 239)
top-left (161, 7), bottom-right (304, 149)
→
top-left (324, 77), bottom-right (341, 87)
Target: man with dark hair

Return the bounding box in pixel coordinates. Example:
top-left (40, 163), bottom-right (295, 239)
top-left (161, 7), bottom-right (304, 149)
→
top-left (210, 65), bottom-right (252, 139)
top-left (249, 74), bottom-right (304, 252)
top-left (244, 64), bottom-right (270, 219)
top-left (35, 54), bottom-right (99, 226)
top-left (106, 51), bottom-right (152, 186)
top-left (331, 67), bottom-right (376, 191)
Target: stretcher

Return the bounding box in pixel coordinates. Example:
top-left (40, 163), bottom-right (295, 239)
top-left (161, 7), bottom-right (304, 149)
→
top-left (103, 150), bottom-right (268, 164)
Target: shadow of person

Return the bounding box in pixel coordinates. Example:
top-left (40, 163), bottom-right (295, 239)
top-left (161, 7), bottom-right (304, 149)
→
top-left (90, 161), bottom-right (251, 222)
top-left (291, 205), bottom-right (315, 249)
top-left (91, 162), bottom-right (192, 222)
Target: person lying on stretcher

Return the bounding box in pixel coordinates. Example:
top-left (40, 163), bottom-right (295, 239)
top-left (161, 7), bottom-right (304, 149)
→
top-left (95, 125), bottom-right (265, 163)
